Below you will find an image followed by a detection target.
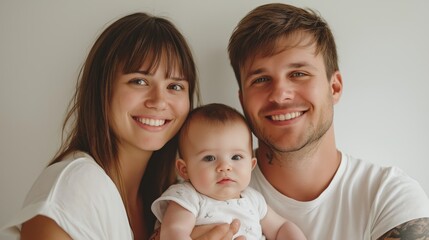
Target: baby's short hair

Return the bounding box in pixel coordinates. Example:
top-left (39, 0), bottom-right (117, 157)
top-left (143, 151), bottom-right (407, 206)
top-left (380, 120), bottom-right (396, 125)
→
top-left (178, 103), bottom-right (252, 157)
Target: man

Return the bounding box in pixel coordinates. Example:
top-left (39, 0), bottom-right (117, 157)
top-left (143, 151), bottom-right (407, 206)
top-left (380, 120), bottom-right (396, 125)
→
top-left (227, 3), bottom-right (429, 240)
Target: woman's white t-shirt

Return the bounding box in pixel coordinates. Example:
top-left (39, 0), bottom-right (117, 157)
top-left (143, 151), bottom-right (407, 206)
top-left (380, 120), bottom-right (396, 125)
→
top-left (1, 151), bottom-right (133, 240)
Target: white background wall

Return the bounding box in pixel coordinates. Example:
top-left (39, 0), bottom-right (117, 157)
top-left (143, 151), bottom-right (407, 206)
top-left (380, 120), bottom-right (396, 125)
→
top-left (1, 0), bottom-right (428, 238)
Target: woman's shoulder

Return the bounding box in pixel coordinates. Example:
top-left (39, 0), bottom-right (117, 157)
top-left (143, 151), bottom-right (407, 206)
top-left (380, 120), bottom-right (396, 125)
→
top-left (27, 151), bottom-right (126, 220)
top-left (1, 151), bottom-right (129, 239)
top-left (24, 151), bottom-right (116, 206)
top-left (52, 151), bottom-right (109, 184)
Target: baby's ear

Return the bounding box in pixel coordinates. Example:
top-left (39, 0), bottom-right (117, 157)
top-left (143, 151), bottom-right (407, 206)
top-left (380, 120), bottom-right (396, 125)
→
top-left (251, 157), bottom-right (257, 170)
top-left (176, 158), bottom-right (189, 180)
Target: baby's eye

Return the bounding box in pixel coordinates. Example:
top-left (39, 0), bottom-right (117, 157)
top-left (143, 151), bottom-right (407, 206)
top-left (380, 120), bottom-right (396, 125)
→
top-left (168, 83), bottom-right (184, 91)
top-left (130, 78), bottom-right (147, 86)
top-left (203, 155), bottom-right (216, 162)
top-left (290, 72), bottom-right (306, 78)
top-left (231, 155), bottom-right (243, 161)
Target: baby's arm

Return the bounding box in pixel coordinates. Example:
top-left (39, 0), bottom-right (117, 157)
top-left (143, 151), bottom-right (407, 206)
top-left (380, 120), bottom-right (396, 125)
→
top-left (160, 201), bottom-right (196, 240)
top-left (261, 206), bottom-right (306, 240)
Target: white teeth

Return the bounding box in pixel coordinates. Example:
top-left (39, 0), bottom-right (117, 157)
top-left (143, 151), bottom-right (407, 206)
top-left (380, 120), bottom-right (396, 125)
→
top-left (136, 118), bottom-right (166, 126)
top-left (271, 112), bottom-right (302, 121)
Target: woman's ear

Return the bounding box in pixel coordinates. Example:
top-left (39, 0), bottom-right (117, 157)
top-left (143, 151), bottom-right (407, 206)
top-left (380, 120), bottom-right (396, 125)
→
top-left (176, 158), bottom-right (189, 180)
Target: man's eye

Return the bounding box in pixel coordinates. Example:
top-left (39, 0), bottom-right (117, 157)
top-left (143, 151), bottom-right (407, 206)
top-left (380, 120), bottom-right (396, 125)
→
top-left (231, 155), bottom-right (243, 161)
top-left (253, 77), bottom-right (269, 84)
top-left (203, 155), bottom-right (216, 162)
top-left (168, 83), bottom-right (184, 91)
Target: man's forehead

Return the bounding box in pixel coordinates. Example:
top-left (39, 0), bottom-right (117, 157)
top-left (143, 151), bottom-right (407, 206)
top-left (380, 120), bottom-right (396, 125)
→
top-left (263, 32), bottom-right (315, 57)
top-left (241, 33), bottom-right (317, 73)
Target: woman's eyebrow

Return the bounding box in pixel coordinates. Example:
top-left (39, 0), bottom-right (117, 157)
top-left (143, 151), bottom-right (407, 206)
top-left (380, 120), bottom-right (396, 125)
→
top-left (133, 70), bottom-right (186, 81)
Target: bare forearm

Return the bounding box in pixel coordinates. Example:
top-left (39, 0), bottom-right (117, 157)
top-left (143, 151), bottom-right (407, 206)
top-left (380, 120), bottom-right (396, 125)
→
top-left (276, 221), bottom-right (307, 240)
top-left (149, 226), bottom-right (192, 240)
top-left (377, 218), bottom-right (429, 240)
top-left (21, 215), bottom-right (72, 240)
top-left (161, 227), bottom-right (192, 240)
top-left (151, 220), bottom-right (242, 240)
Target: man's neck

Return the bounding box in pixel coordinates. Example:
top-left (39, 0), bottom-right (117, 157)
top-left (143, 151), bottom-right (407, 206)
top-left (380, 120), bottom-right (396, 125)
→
top-left (256, 128), bottom-right (341, 201)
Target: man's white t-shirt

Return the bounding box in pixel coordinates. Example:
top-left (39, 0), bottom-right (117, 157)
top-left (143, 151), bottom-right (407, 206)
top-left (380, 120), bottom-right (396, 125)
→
top-left (1, 151), bottom-right (133, 240)
top-left (250, 151), bottom-right (429, 240)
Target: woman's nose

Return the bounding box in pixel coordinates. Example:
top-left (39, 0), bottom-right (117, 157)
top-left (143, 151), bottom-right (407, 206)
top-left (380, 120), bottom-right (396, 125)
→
top-left (145, 87), bottom-right (167, 110)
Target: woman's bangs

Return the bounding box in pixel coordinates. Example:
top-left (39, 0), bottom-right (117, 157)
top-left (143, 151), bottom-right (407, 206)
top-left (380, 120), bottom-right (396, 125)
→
top-left (120, 34), bottom-right (184, 80)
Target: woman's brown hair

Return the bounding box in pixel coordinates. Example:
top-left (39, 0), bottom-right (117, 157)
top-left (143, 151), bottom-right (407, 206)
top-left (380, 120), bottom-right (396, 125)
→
top-left (50, 12), bottom-right (199, 233)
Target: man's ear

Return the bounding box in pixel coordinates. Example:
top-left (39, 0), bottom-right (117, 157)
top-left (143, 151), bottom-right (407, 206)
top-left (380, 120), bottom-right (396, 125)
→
top-left (331, 71), bottom-right (343, 104)
top-left (176, 158), bottom-right (189, 180)
top-left (251, 157), bottom-right (257, 170)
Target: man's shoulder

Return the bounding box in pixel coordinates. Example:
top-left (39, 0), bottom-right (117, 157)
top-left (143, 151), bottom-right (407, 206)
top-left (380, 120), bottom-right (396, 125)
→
top-left (343, 153), bottom-right (428, 206)
top-left (343, 153), bottom-right (411, 183)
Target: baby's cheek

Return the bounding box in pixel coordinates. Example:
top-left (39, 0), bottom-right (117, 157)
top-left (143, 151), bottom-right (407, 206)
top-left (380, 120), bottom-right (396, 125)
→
top-left (192, 172), bottom-right (213, 191)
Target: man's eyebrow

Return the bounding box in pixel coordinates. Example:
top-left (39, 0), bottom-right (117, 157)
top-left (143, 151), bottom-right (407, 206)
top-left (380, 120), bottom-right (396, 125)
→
top-left (245, 61), bottom-right (317, 79)
top-left (244, 68), bottom-right (266, 80)
top-left (289, 62), bottom-right (308, 68)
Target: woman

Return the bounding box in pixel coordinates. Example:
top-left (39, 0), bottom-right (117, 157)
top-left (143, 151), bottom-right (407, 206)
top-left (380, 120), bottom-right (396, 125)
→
top-left (2, 12), bottom-right (198, 239)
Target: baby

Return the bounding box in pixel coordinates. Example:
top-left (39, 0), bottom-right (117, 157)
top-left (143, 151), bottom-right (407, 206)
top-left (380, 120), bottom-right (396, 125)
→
top-left (151, 103), bottom-right (306, 240)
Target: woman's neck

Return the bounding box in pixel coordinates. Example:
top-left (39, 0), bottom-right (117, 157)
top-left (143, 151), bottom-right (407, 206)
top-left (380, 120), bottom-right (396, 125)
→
top-left (118, 147), bottom-right (153, 202)
top-left (117, 147), bottom-right (152, 240)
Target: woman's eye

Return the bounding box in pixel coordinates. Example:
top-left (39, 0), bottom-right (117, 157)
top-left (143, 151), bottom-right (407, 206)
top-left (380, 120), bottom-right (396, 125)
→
top-left (168, 83), bottom-right (184, 91)
top-left (130, 78), bottom-right (147, 86)
top-left (231, 155), bottom-right (243, 161)
top-left (203, 155), bottom-right (216, 162)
